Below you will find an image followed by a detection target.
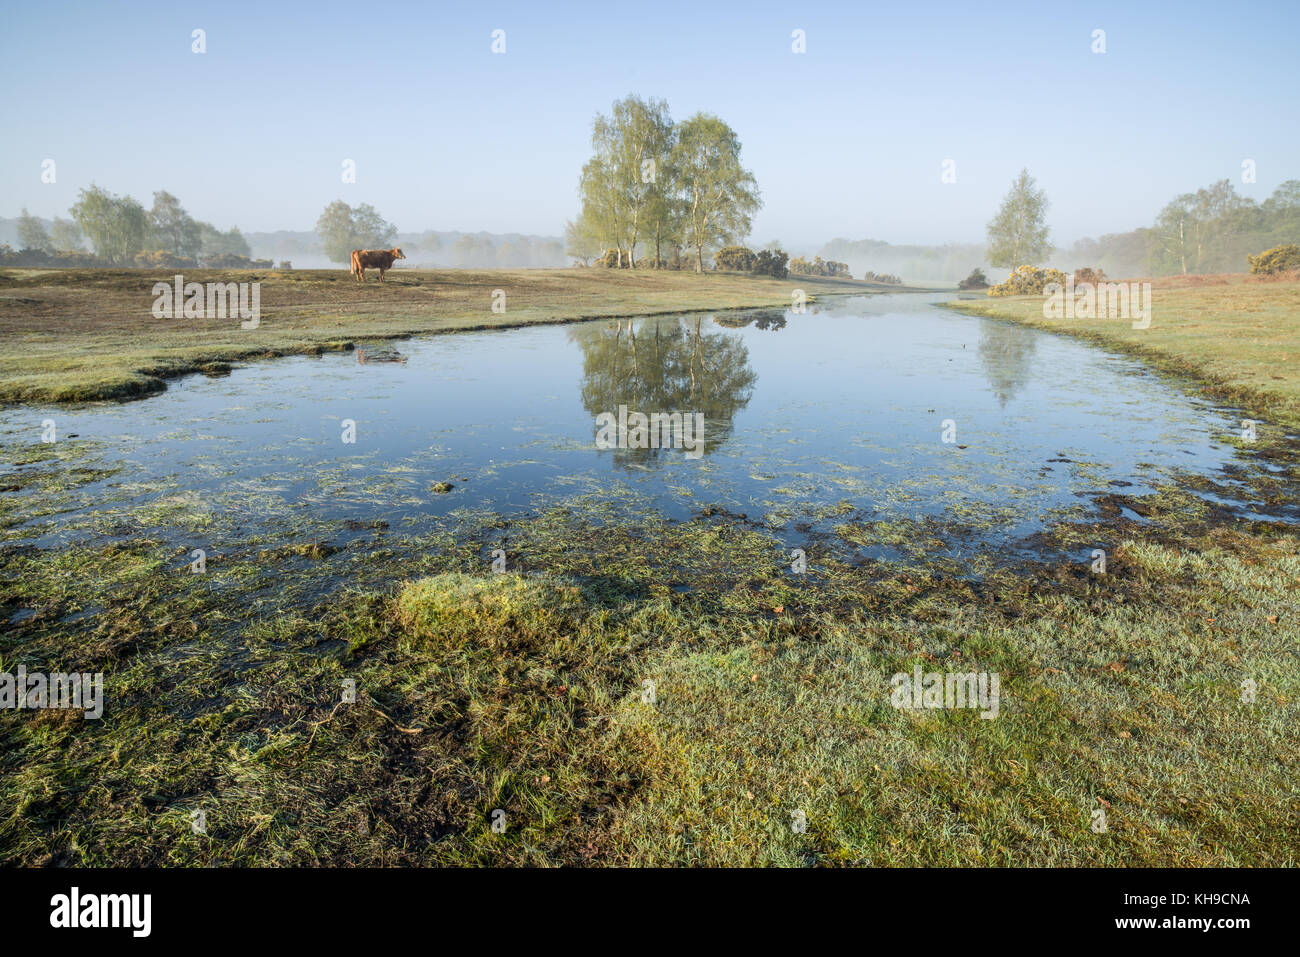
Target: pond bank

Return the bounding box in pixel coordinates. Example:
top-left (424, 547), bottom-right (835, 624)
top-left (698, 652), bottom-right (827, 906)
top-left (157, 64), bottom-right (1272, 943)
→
top-left (944, 275), bottom-right (1300, 433)
top-left (0, 268), bottom-right (895, 404)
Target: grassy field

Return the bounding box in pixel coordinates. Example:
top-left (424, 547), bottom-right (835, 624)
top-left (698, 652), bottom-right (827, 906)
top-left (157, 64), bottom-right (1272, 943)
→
top-left (1, 274), bottom-right (1297, 866)
top-left (947, 274), bottom-right (1300, 429)
top-left (0, 267), bottom-right (886, 404)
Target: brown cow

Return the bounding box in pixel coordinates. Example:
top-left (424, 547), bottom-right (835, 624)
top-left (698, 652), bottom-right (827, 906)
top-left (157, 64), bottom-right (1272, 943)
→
top-left (350, 247), bottom-right (405, 281)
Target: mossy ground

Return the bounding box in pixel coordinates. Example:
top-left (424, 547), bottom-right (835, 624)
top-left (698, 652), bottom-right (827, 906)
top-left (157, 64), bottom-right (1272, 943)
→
top-left (1, 474), bottom-right (1295, 866)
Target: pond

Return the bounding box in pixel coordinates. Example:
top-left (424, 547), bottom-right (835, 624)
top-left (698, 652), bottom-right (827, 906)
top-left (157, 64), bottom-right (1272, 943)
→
top-left (0, 293), bottom-right (1282, 569)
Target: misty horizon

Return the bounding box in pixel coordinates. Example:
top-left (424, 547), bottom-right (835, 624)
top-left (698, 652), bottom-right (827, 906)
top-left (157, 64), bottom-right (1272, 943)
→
top-left (3, 0), bottom-right (1297, 252)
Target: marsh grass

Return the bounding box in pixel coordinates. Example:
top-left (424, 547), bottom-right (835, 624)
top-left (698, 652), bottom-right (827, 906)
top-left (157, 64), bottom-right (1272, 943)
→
top-left (1, 477), bottom-right (1296, 865)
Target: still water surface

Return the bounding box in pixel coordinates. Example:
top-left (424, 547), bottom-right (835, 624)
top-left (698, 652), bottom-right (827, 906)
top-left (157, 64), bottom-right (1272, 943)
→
top-left (0, 294), bottom-right (1275, 556)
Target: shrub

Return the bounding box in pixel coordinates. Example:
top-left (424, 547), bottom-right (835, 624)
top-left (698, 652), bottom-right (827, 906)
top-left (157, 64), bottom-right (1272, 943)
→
top-left (752, 249), bottom-right (789, 279)
top-left (987, 264), bottom-right (1068, 296)
top-left (48, 249), bottom-right (104, 267)
top-left (1073, 266), bottom-right (1106, 285)
top-left (393, 573), bottom-right (588, 652)
top-left (957, 268), bottom-right (989, 290)
top-left (789, 256), bottom-right (851, 278)
top-left (1247, 244), bottom-right (1300, 275)
top-left (0, 244), bottom-right (103, 267)
top-left (597, 249), bottom-right (628, 268)
top-left (200, 253), bottom-right (273, 269)
top-left (714, 245), bottom-right (756, 272)
top-left (134, 249), bottom-right (198, 269)
top-left (862, 270), bottom-right (902, 285)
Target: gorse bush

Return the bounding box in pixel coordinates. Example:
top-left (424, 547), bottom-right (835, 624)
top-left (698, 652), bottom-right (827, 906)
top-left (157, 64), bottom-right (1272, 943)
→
top-left (0, 244), bottom-right (103, 267)
top-left (713, 245), bottom-right (756, 272)
top-left (202, 253), bottom-right (274, 269)
top-left (751, 249), bottom-right (789, 278)
top-left (1247, 244), bottom-right (1300, 275)
top-left (1073, 266), bottom-right (1106, 285)
top-left (957, 267), bottom-right (989, 290)
top-left (703, 245), bottom-right (789, 278)
top-left (133, 250), bottom-right (198, 269)
top-left (789, 256), bottom-right (851, 277)
top-left (987, 264), bottom-right (1068, 296)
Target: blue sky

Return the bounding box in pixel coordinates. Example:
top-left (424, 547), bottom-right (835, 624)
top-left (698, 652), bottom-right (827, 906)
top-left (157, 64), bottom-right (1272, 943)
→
top-left (2, 0), bottom-right (1297, 248)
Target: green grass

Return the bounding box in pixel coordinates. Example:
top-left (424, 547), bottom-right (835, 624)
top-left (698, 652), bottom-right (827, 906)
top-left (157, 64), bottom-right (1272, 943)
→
top-left (946, 274), bottom-right (1300, 429)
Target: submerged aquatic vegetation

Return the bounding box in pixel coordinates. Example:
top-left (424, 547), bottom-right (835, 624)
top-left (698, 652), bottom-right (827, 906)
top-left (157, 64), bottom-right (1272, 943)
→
top-left (1, 458), bottom-right (1297, 865)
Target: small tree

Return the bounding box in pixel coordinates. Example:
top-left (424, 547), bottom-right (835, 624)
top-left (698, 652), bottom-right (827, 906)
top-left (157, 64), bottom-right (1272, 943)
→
top-left (672, 113), bottom-right (761, 272)
top-left (70, 185), bottom-right (149, 264)
top-left (315, 200), bottom-right (397, 264)
top-left (564, 215), bottom-right (603, 266)
top-left (198, 222), bottom-right (251, 260)
top-left (986, 168), bottom-right (1051, 268)
top-left (49, 217), bottom-right (85, 251)
top-left (150, 191), bottom-right (203, 259)
top-left (17, 208), bottom-right (52, 252)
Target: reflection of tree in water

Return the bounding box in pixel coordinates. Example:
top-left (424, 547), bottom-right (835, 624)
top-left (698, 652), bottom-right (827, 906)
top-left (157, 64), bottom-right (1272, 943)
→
top-left (977, 320), bottom-right (1038, 407)
top-left (714, 308), bottom-right (787, 331)
top-left (570, 316), bottom-right (757, 468)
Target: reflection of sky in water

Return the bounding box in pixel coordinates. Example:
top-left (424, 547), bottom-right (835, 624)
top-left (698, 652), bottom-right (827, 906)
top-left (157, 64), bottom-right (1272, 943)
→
top-left (0, 294), bottom-right (1270, 550)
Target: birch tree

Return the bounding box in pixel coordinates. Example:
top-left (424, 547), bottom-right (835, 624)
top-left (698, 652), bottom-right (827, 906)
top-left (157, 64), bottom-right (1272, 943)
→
top-left (986, 168), bottom-right (1051, 268)
top-left (671, 113), bottom-right (761, 272)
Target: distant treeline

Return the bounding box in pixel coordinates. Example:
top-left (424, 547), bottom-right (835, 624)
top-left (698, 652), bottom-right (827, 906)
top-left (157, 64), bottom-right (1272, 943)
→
top-left (820, 178), bottom-right (1300, 282)
top-left (247, 228), bottom-right (566, 270)
top-left (3, 187), bottom-right (254, 268)
top-left (0, 245), bottom-right (274, 269)
top-left (0, 212), bottom-right (567, 273)
top-left (1063, 179), bottom-right (1300, 277)
top-left (815, 238), bottom-right (987, 283)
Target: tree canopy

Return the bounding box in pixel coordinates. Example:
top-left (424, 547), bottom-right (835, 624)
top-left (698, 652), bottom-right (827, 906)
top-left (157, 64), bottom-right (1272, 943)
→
top-left (986, 168), bottom-right (1051, 269)
top-left (572, 97), bottom-right (760, 271)
top-left (315, 201), bottom-right (398, 264)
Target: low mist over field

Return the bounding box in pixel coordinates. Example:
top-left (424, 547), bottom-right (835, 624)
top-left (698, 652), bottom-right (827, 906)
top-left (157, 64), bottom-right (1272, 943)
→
top-left (4, 3), bottom-right (1297, 281)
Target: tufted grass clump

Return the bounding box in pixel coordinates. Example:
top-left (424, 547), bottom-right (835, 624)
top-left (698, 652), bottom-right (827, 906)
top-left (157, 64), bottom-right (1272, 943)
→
top-left (393, 572), bottom-right (589, 652)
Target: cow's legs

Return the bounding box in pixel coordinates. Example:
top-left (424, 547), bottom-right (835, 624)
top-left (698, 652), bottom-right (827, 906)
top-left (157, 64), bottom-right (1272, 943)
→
top-left (379, 268), bottom-right (386, 281)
